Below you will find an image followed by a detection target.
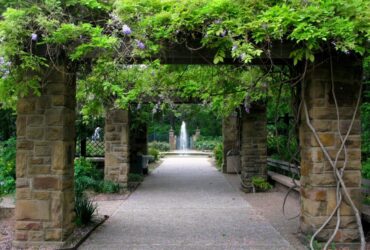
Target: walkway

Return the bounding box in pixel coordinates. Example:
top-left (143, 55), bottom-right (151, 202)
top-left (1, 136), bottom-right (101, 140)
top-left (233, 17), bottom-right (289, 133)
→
top-left (80, 156), bottom-right (294, 250)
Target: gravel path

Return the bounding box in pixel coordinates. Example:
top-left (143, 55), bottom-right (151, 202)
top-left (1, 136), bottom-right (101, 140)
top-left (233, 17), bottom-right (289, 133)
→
top-left (81, 156), bottom-right (294, 250)
top-left (224, 174), bottom-right (306, 249)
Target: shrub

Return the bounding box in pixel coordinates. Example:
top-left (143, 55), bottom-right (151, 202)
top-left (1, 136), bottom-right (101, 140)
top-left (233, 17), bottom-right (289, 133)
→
top-left (75, 176), bottom-right (96, 196)
top-left (251, 176), bottom-right (273, 192)
top-left (75, 194), bottom-right (97, 226)
top-left (194, 136), bottom-right (222, 151)
top-left (75, 158), bottom-right (102, 180)
top-left (128, 173), bottom-right (144, 183)
top-left (148, 141), bottom-right (170, 152)
top-left (94, 180), bottom-right (120, 193)
top-left (0, 137), bottom-right (16, 196)
top-left (74, 157), bottom-right (119, 195)
top-left (267, 130), bottom-right (299, 162)
top-left (363, 195), bottom-right (370, 206)
top-left (148, 147), bottom-right (159, 161)
top-left (362, 158), bottom-right (370, 179)
top-left (213, 143), bottom-right (223, 170)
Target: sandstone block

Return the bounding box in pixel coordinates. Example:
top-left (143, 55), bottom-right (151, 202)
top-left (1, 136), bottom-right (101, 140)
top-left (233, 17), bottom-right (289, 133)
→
top-left (29, 165), bottom-right (50, 175)
top-left (28, 231), bottom-right (44, 241)
top-left (301, 188), bottom-right (327, 201)
top-left (16, 152), bottom-right (29, 178)
top-left (27, 115), bottom-right (44, 127)
top-left (33, 176), bottom-right (60, 190)
top-left (16, 188), bottom-right (31, 199)
top-left (51, 141), bottom-right (67, 171)
top-left (26, 127), bottom-right (44, 140)
top-left (15, 231), bottom-right (28, 241)
top-left (15, 200), bottom-right (50, 220)
top-left (302, 197), bottom-right (326, 216)
top-left (35, 96), bottom-right (51, 111)
top-left (17, 116), bottom-right (27, 137)
top-left (310, 133), bottom-right (335, 147)
top-left (16, 178), bottom-right (29, 188)
top-left (16, 221), bottom-right (42, 230)
top-left (17, 140), bottom-right (34, 150)
top-left (45, 229), bottom-right (62, 241)
top-left (46, 83), bottom-right (68, 95)
top-left (34, 144), bottom-right (51, 157)
top-left (33, 191), bottom-right (50, 200)
top-left (17, 98), bottom-right (36, 114)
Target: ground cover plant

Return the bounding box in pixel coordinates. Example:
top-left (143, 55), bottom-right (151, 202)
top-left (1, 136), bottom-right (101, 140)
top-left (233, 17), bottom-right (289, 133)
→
top-left (75, 158), bottom-right (120, 194)
top-left (0, 137), bottom-right (16, 197)
top-left (74, 158), bottom-right (119, 225)
top-left (251, 176), bottom-right (273, 192)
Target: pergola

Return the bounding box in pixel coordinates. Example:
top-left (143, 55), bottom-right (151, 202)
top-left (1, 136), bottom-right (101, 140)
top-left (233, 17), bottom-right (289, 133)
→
top-left (14, 40), bottom-right (363, 248)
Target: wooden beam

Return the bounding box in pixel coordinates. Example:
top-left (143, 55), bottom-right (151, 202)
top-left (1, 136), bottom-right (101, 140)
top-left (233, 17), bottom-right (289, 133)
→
top-left (128, 41), bottom-right (294, 65)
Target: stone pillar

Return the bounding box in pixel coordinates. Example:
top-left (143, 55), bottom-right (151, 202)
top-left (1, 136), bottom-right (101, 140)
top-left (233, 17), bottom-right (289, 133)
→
top-left (222, 113), bottom-right (240, 173)
top-left (14, 66), bottom-right (76, 248)
top-left (299, 57), bottom-right (362, 245)
top-left (169, 127), bottom-right (176, 151)
top-left (104, 109), bottom-right (130, 185)
top-left (240, 105), bottom-right (267, 192)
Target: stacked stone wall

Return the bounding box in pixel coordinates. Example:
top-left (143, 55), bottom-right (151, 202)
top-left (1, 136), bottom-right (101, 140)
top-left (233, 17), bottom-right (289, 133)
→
top-left (14, 66), bottom-right (76, 248)
top-left (300, 58), bottom-right (362, 244)
top-left (104, 109), bottom-right (130, 185)
top-left (240, 106), bottom-right (267, 191)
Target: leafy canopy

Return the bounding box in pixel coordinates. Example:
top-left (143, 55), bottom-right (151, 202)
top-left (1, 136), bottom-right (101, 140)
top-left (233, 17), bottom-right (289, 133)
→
top-left (116, 0), bottom-right (369, 64)
top-left (0, 0), bottom-right (368, 113)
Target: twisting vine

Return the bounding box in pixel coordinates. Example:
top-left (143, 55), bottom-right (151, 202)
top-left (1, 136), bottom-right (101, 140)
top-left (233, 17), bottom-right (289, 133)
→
top-left (300, 57), bottom-right (365, 249)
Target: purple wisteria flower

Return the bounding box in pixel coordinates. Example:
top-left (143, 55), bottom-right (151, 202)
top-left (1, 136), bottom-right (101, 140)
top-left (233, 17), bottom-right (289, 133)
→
top-left (122, 25), bottom-right (132, 35)
top-left (244, 107), bottom-right (250, 114)
top-left (136, 40), bottom-right (145, 50)
top-left (0, 57), bottom-right (4, 65)
top-left (232, 45), bottom-right (238, 52)
top-left (214, 19), bottom-right (221, 24)
top-left (220, 30), bottom-right (227, 37)
top-left (31, 33), bottom-right (38, 41)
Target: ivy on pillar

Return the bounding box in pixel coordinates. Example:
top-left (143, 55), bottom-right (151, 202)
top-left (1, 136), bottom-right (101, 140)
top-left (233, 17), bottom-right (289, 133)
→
top-left (240, 104), bottom-right (267, 192)
top-left (104, 109), bottom-right (130, 185)
top-left (14, 64), bottom-right (76, 248)
top-left (299, 56), bottom-right (362, 246)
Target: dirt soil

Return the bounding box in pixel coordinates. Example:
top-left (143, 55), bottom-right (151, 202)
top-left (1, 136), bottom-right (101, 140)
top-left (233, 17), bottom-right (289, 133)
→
top-left (0, 217), bottom-right (14, 250)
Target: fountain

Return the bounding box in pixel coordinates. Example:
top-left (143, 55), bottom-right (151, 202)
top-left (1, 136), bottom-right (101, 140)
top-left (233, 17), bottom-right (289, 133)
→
top-left (163, 123), bottom-right (211, 157)
top-left (179, 121), bottom-right (188, 151)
